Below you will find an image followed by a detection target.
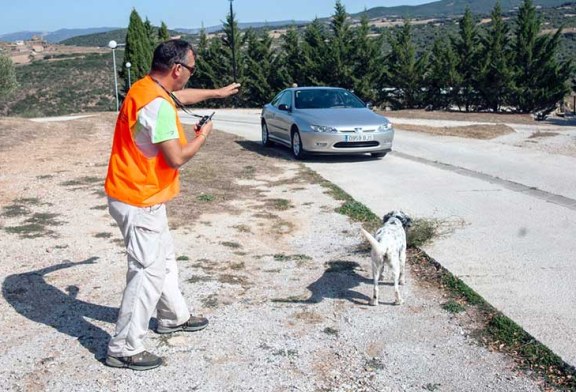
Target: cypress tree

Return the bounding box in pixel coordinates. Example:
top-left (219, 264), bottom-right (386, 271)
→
top-left (510, 0), bottom-right (572, 113)
top-left (279, 26), bottom-right (304, 86)
top-left (323, 1), bottom-right (354, 88)
top-left (221, 5), bottom-right (243, 86)
top-left (382, 19), bottom-right (428, 109)
top-left (0, 54), bottom-right (19, 100)
top-left (158, 22), bottom-right (170, 42)
top-left (477, 2), bottom-right (514, 112)
top-left (426, 35), bottom-right (461, 110)
top-left (123, 9), bottom-right (153, 90)
top-left (144, 18), bottom-right (156, 50)
top-left (452, 8), bottom-right (482, 112)
top-left (242, 29), bottom-right (285, 107)
top-left (351, 14), bottom-right (385, 104)
top-left (300, 19), bottom-right (329, 86)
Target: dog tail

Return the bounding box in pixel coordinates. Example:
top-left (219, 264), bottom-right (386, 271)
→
top-left (360, 227), bottom-right (381, 252)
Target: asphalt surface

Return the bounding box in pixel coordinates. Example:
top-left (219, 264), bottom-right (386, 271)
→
top-left (181, 109), bottom-right (576, 370)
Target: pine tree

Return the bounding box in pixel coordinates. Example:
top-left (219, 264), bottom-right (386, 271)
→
top-left (158, 22), bottom-right (170, 42)
top-left (144, 18), bottom-right (156, 50)
top-left (279, 26), bottom-right (303, 86)
top-left (221, 5), bottom-right (243, 86)
top-left (477, 2), bottom-right (514, 112)
top-left (0, 54), bottom-right (19, 100)
top-left (452, 8), bottom-right (482, 112)
top-left (242, 29), bottom-right (286, 106)
top-left (350, 14), bottom-right (385, 104)
top-left (425, 35), bottom-right (461, 110)
top-left (510, 0), bottom-right (573, 113)
top-left (122, 9), bottom-right (153, 90)
top-left (300, 19), bottom-right (328, 86)
top-left (323, 1), bottom-right (354, 88)
top-left (382, 19), bottom-right (428, 109)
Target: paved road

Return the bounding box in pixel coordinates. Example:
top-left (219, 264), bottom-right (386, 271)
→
top-left (181, 109), bottom-right (576, 369)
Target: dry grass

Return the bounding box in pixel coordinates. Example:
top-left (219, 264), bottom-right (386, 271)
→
top-left (394, 123), bottom-right (515, 139)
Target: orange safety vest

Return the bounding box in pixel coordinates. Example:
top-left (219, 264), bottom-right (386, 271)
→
top-left (104, 75), bottom-right (188, 207)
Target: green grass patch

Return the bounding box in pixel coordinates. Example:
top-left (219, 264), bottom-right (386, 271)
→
top-left (1, 204), bottom-right (31, 218)
top-left (94, 232), bottom-right (112, 238)
top-left (5, 223), bottom-right (55, 238)
top-left (441, 300), bottom-right (466, 313)
top-left (336, 200), bottom-right (379, 224)
top-left (323, 327), bottom-right (339, 336)
top-left (267, 198), bottom-right (292, 210)
top-left (176, 255), bottom-right (190, 261)
top-left (407, 218), bottom-right (439, 248)
top-left (24, 212), bottom-right (62, 226)
top-left (201, 294), bottom-right (218, 308)
top-left (60, 176), bottom-right (101, 187)
top-left (15, 197), bottom-right (42, 206)
top-left (197, 193), bottom-right (215, 202)
top-left (221, 241), bottom-right (242, 249)
top-left (187, 275), bottom-right (215, 284)
top-left (441, 275), bottom-right (483, 306)
top-left (233, 224), bottom-right (251, 233)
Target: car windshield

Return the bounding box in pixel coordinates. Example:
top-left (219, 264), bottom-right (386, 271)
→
top-left (294, 89), bottom-right (366, 109)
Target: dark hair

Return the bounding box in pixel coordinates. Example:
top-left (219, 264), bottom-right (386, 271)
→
top-left (151, 39), bottom-right (197, 72)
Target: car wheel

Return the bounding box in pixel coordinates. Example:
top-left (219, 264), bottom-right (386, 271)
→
top-left (291, 130), bottom-right (306, 160)
top-left (261, 121), bottom-right (273, 147)
top-left (371, 152), bottom-right (387, 158)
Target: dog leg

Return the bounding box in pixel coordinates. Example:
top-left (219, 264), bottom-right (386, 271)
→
top-left (391, 258), bottom-right (404, 305)
top-left (371, 262), bottom-right (382, 306)
top-left (399, 248), bottom-right (406, 286)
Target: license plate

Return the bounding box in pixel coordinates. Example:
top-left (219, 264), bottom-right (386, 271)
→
top-left (345, 135), bottom-right (374, 142)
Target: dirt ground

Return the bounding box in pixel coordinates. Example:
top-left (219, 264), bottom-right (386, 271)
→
top-left (0, 113), bottom-right (560, 391)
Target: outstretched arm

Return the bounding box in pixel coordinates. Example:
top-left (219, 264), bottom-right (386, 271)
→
top-left (173, 83), bottom-right (241, 105)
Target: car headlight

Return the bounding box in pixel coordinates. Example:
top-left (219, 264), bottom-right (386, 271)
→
top-left (377, 123), bottom-right (392, 132)
top-left (310, 125), bottom-right (337, 133)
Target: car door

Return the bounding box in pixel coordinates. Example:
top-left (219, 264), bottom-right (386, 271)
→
top-left (265, 91), bottom-right (285, 141)
top-left (274, 91), bottom-right (294, 144)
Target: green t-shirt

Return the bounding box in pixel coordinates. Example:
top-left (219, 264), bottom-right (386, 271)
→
top-left (133, 97), bottom-right (179, 158)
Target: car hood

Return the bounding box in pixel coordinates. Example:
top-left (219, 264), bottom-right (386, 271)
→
top-left (294, 108), bottom-right (390, 127)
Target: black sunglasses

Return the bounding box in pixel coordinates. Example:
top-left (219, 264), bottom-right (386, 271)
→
top-left (176, 62), bottom-right (196, 75)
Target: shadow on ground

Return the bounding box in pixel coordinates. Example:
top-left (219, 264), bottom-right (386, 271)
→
top-left (235, 140), bottom-right (384, 164)
top-left (272, 260), bottom-right (398, 307)
top-left (2, 257), bottom-right (117, 360)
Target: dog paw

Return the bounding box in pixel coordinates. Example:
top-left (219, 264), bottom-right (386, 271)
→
top-left (394, 298), bottom-right (404, 305)
top-left (370, 299), bottom-right (378, 306)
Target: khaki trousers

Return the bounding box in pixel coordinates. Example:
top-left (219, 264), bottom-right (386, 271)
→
top-left (107, 198), bottom-right (190, 357)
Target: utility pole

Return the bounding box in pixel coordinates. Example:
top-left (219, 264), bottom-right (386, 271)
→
top-left (229, 0), bottom-right (237, 83)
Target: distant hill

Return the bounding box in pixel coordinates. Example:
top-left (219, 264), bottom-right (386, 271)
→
top-left (350, 0), bottom-right (571, 19)
top-left (1, 0), bottom-right (572, 45)
top-left (0, 27), bottom-right (119, 43)
top-left (175, 20), bottom-right (309, 35)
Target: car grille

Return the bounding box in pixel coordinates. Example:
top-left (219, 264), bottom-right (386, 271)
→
top-left (339, 128), bottom-right (377, 133)
top-left (333, 141), bottom-right (380, 148)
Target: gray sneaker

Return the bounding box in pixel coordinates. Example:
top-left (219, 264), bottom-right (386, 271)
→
top-left (156, 316), bottom-right (209, 334)
top-left (105, 351), bottom-right (162, 371)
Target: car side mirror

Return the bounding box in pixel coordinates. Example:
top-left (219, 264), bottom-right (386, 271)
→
top-left (278, 104), bottom-right (291, 111)
top-left (366, 102), bottom-right (374, 110)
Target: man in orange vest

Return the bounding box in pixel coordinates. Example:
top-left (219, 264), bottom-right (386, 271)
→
top-left (104, 39), bottom-right (240, 371)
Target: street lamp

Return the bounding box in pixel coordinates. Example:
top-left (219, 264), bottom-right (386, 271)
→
top-left (108, 40), bottom-right (119, 112)
top-left (125, 62), bottom-right (132, 88)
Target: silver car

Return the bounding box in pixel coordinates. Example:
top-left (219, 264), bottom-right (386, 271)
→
top-left (260, 87), bottom-right (394, 159)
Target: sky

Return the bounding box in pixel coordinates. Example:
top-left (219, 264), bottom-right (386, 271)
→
top-left (0, 0), bottom-right (433, 35)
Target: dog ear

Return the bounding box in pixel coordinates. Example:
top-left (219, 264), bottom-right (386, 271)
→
top-left (382, 211), bottom-right (394, 225)
top-left (398, 211), bottom-right (412, 228)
